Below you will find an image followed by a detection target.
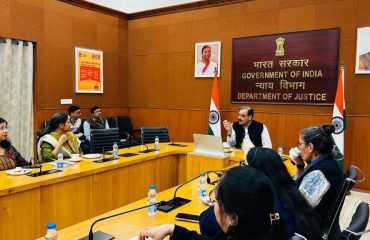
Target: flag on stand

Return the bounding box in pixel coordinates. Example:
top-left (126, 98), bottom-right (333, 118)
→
top-left (332, 64), bottom-right (346, 170)
top-left (208, 69), bottom-right (221, 136)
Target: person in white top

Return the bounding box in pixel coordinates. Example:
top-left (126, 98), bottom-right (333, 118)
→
top-left (223, 106), bottom-right (272, 154)
top-left (195, 45), bottom-right (218, 76)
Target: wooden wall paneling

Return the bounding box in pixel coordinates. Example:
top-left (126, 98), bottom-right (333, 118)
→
top-left (345, 116), bottom-right (370, 190)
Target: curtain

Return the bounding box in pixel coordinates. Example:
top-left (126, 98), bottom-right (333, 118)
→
top-left (0, 39), bottom-right (34, 160)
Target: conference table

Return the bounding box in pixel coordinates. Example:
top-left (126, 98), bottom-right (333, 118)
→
top-left (1, 142), bottom-right (297, 239)
top-left (37, 173), bottom-right (213, 239)
top-left (0, 143), bottom-right (247, 240)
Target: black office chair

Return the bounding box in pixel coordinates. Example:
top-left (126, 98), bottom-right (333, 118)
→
top-left (116, 115), bottom-right (141, 144)
top-left (322, 165), bottom-right (358, 240)
top-left (341, 201), bottom-right (370, 240)
top-left (90, 128), bottom-right (123, 153)
top-left (289, 233), bottom-right (307, 240)
top-left (141, 126), bottom-right (170, 144)
top-left (106, 116), bottom-right (117, 128)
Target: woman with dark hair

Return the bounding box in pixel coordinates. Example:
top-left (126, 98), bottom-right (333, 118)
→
top-left (247, 147), bottom-right (321, 240)
top-left (0, 117), bottom-right (31, 170)
top-left (294, 124), bottom-right (344, 239)
top-left (195, 45), bottom-right (218, 76)
top-left (37, 113), bottom-right (81, 162)
top-left (139, 166), bottom-right (279, 240)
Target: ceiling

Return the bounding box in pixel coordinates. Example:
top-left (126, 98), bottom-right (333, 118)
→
top-left (85, 0), bottom-right (204, 14)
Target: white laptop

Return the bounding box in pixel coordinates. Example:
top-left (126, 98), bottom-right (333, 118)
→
top-left (193, 134), bottom-right (225, 157)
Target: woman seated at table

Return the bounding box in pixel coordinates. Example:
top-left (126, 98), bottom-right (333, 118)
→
top-left (37, 113), bottom-right (81, 162)
top-left (0, 117), bottom-right (31, 170)
top-left (247, 147), bottom-right (321, 239)
top-left (294, 124), bottom-right (344, 239)
top-left (139, 166), bottom-right (281, 240)
top-left (198, 148), bottom-right (321, 240)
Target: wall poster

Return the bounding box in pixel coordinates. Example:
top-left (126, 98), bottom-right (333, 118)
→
top-left (75, 47), bottom-right (103, 93)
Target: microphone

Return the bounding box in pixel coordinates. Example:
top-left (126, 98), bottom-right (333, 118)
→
top-left (157, 169), bottom-right (223, 213)
top-left (206, 170), bottom-right (224, 185)
top-left (80, 201), bottom-right (166, 240)
top-left (167, 136), bottom-right (187, 147)
top-left (138, 142), bottom-right (156, 153)
top-left (93, 147), bottom-right (116, 163)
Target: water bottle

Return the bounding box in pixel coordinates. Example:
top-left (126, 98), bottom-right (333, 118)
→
top-left (113, 142), bottom-right (118, 159)
top-left (44, 222), bottom-right (58, 240)
top-left (57, 150), bottom-right (64, 168)
top-left (277, 145), bottom-right (283, 157)
top-left (154, 136), bottom-right (159, 150)
top-left (198, 173), bottom-right (206, 199)
top-left (147, 185), bottom-right (157, 216)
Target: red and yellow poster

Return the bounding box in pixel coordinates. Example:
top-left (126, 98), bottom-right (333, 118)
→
top-left (75, 47), bottom-right (103, 93)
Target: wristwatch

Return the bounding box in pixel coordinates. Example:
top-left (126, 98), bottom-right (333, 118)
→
top-left (296, 163), bottom-right (305, 169)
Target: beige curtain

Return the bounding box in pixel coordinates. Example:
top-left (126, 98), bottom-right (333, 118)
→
top-left (0, 39), bottom-right (34, 160)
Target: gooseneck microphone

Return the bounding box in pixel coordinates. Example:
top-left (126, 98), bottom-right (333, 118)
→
top-left (157, 169), bottom-right (224, 213)
top-left (80, 201), bottom-right (166, 240)
top-left (167, 136), bottom-right (187, 147)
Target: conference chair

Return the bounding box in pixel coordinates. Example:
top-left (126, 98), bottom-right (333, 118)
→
top-left (341, 201), bottom-right (370, 240)
top-left (322, 165), bottom-right (358, 240)
top-left (141, 126), bottom-right (170, 144)
top-left (106, 116), bottom-right (117, 128)
top-left (289, 233), bottom-right (307, 240)
top-left (116, 115), bottom-right (141, 144)
top-left (90, 128), bottom-right (123, 153)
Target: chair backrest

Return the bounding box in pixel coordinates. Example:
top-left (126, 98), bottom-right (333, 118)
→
top-left (322, 165), bottom-right (358, 240)
top-left (116, 115), bottom-right (134, 138)
top-left (346, 165), bottom-right (357, 190)
top-left (106, 116), bottom-right (117, 128)
top-left (289, 233), bottom-right (307, 240)
top-left (90, 128), bottom-right (122, 153)
top-left (341, 201), bottom-right (369, 240)
top-left (141, 126), bottom-right (170, 144)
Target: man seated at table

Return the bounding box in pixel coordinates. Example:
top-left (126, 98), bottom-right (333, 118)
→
top-left (83, 106), bottom-right (109, 153)
top-left (223, 106), bottom-right (272, 153)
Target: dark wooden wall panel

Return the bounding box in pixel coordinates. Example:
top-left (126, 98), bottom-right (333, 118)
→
top-left (127, 1), bottom-right (370, 190)
top-left (0, 0), bottom-right (129, 132)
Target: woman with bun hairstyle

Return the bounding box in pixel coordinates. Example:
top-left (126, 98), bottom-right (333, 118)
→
top-left (294, 124), bottom-right (344, 239)
top-left (37, 113), bottom-right (81, 162)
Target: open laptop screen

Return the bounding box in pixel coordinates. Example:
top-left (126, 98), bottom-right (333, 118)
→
top-left (193, 134), bottom-right (225, 157)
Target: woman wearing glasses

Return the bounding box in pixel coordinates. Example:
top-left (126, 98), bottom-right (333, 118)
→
top-left (0, 117), bottom-right (31, 170)
top-left (293, 124), bottom-right (344, 239)
top-left (139, 166), bottom-right (281, 240)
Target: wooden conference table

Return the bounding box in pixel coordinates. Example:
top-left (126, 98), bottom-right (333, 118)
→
top-left (0, 143), bottom-right (248, 240)
top-left (38, 175), bottom-right (215, 239)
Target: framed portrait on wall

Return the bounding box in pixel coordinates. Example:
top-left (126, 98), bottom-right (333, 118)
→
top-left (194, 41), bottom-right (221, 78)
top-left (355, 27), bottom-right (370, 74)
top-left (75, 47), bottom-right (104, 93)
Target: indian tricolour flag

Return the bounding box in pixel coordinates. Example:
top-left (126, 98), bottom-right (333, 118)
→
top-left (332, 65), bottom-right (346, 170)
top-left (208, 70), bottom-right (221, 136)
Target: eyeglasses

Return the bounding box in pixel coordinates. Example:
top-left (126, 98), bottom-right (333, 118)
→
top-left (297, 141), bottom-right (306, 148)
top-left (209, 188), bottom-right (216, 203)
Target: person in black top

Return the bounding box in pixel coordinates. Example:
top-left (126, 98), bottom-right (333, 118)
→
top-left (223, 106), bottom-right (272, 154)
top-left (139, 166), bottom-right (280, 240)
top-left (294, 124), bottom-right (344, 240)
